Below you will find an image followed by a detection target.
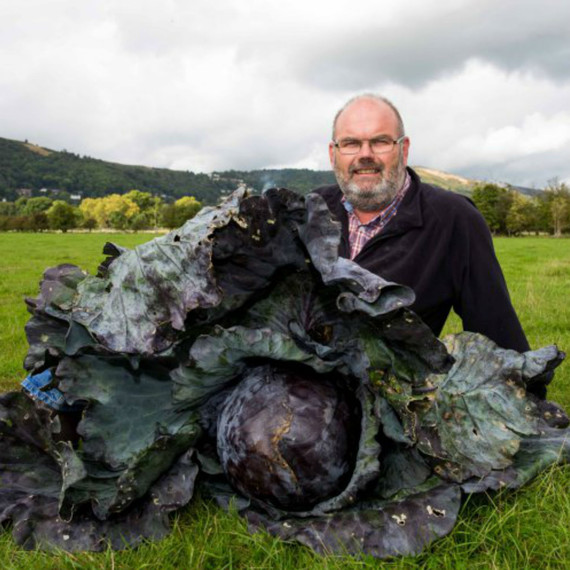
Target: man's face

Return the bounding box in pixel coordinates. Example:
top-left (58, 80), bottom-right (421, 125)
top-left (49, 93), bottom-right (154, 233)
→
top-left (329, 99), bottom-right (410, 212)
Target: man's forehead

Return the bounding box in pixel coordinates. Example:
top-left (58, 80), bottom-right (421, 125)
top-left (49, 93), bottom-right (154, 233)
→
top-left (335, 98), bottom-right (399, 137)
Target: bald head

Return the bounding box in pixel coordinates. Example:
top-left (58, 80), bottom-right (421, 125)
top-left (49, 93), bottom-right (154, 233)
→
top-left (332, 94), bottom-right (405, 140)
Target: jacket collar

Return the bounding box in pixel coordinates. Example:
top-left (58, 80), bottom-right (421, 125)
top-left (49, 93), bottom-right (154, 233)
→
top-left (375, 166), bottom-right (423, 239)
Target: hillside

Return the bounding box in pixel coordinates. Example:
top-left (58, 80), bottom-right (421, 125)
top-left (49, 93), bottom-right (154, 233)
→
top-left (0, 137), bottom-right (228, 204)
top-left (413, 166), bottom-right (475, 195)
top-left (0, 135), bottom-right (532, 203)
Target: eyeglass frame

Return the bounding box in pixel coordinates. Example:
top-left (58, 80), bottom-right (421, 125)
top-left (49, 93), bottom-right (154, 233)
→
top-left (331, 135), bottom-right (406, 155)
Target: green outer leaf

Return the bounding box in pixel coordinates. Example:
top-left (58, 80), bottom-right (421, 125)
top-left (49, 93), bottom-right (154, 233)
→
top-left (416, 332), bottom-right (548, 479)
top-left (245, 483), bottom-right (461, 559)
top-left (0, 393), bottom-right (200, 551)
top-left (461, 421), bottom-right (570, 493)
top-left (172, 326), bottom-right (343, 408)
top-left (374, 397), bottom-right (414, 445)
top-left (23, 313), bottom-right (69, 372)
top-left (0, 393), bottom-right (62, 512)
top-left (374, 445), bottom-right (432, 499)
top-left (23, 264), bottom-right (91, 371)
top-left (239, 273), bottom-right (381, 385)
top-left (55, 355), bottom-right (200, 517)
top-left (28, 264), bottom-right (88, 318)
top-left (71, 191), bottom-right (247, 354)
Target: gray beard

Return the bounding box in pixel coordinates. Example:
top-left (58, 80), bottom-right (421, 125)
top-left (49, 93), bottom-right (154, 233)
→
top-left (335, 153), bottom-right (406, 212)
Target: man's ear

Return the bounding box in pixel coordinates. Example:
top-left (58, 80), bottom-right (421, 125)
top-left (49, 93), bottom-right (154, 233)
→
top-left (329, 142), bottom-right (335, 168)
top-left (402, 137), bottom-right (410, 165)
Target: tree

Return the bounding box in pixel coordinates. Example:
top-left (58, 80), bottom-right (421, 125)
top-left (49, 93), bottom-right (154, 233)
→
top-left (129, 213), bottom-right (151, 231)
top-left (0, 202), bottom-right (17, 216)
top-left (47, 200), bottom-right (79, 232)
top-left (108, 211), bottom-right (129, 230)
top-left (471, 183), bottom-right (513, 234)
top-left (124, 190), bottom-right (163, 229)
top-left (160, 196), bottom-right (202, 229)
top-left (124, 190), bottom-right (155, 211)
top-left (29, 212), bottom-right (50, 232)
top-left (543, 179), bottom-right (570, 237)
top-left (6, 215), bottom-right (33, 231)
top-left (550, 197), bottom-right (568, 237)
top-left (82, 217), bottom-right (97, 232)
top-left (506, 193), bottom-right (535, 236)
top-left (160, 204), bottom-right (180, 229)
top-left (79, 194), bottom-right (139, 229)
top-left (174, 196), bottom-right (202, 224)
top-left (14, 197), bottom-right (29, 214)
top-left (22, 196), bottom-right (53, 215)
top-left (79, 198), bottom-right (103, 228)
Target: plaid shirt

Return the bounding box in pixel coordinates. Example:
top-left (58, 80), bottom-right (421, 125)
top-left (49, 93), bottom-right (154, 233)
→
top-left (342, 171), bottom-right (411, 259)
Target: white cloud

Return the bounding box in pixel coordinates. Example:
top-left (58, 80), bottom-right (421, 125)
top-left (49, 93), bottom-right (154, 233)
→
top-left (390, 60), bottom-right (570, 185)
top-left (449, 113), bottom-right (570, 163)
top-left (1, 0), bottom-right (569, 186)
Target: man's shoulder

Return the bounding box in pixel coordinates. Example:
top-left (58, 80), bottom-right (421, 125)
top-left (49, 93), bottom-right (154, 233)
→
top-left (415, 180), bottom-right (491, 243)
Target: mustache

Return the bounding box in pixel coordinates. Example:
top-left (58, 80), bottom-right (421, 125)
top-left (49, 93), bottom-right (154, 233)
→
top-left (349, 158), bottom-right (385, 175)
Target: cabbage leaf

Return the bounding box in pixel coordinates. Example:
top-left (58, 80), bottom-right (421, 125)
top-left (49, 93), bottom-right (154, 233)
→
top-left (1, 187), bottom-right (567, 559)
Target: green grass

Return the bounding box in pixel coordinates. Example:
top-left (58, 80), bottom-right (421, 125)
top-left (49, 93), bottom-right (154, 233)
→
top-left (0, 233), bottom-right (569, 569)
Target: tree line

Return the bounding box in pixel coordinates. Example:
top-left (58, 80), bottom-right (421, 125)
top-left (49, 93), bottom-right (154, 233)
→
top-left (2, 172), bottom-right (568, 236)
top-left (472, 180), bottom-right (569, 236)
top-left (0, 191), bottom-right (202, 232)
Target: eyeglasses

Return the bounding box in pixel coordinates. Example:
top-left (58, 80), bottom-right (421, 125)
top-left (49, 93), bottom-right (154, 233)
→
top-left (332, 135), bottom-right (405, 155)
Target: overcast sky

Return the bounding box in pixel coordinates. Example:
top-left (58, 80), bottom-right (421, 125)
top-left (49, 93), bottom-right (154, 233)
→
top-left (1, 0), bottom-right (569, 188)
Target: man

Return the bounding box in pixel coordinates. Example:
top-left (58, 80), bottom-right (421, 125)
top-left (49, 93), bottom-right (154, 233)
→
top-left (313, 94), bottom-right (532, 359)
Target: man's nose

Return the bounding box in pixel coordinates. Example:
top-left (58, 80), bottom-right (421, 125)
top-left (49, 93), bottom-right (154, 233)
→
top-left (357, 140), bottom-right (374, 157)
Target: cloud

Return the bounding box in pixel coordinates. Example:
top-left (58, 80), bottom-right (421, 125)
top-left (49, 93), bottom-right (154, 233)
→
top-left (292, 0), bottom-right (570, 90)
top-left (389, 59), bottom-right (570, 185)
top-left (446, 113), bottom-right (570, 164)
top-left (0, 0), bottom-right (569, 186)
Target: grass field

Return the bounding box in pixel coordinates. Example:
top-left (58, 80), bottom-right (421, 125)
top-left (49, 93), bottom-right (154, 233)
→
top-left (0, 233), bottom-right (569, 569)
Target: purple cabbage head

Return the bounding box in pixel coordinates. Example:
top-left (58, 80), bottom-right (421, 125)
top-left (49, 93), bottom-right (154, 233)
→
top-left (216, 364), bottom-right (360, 510)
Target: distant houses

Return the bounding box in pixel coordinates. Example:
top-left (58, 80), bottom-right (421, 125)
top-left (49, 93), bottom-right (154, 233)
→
top-left (18, 187), bottom-right (83, 202)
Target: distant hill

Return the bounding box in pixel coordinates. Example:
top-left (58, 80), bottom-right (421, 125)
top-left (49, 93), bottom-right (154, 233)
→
top-left (0, 137), bottom-right (228, 204)
top-left (0, 135), bottom-right (534, 204)
top-left (503, 184), bottom-right (542, 197)
top-left (411, 167), bottom-right (476, 196)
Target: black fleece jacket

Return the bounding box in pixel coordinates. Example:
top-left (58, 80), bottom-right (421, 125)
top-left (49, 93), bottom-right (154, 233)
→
top-left (312, 167), bottom-right (530, 353)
